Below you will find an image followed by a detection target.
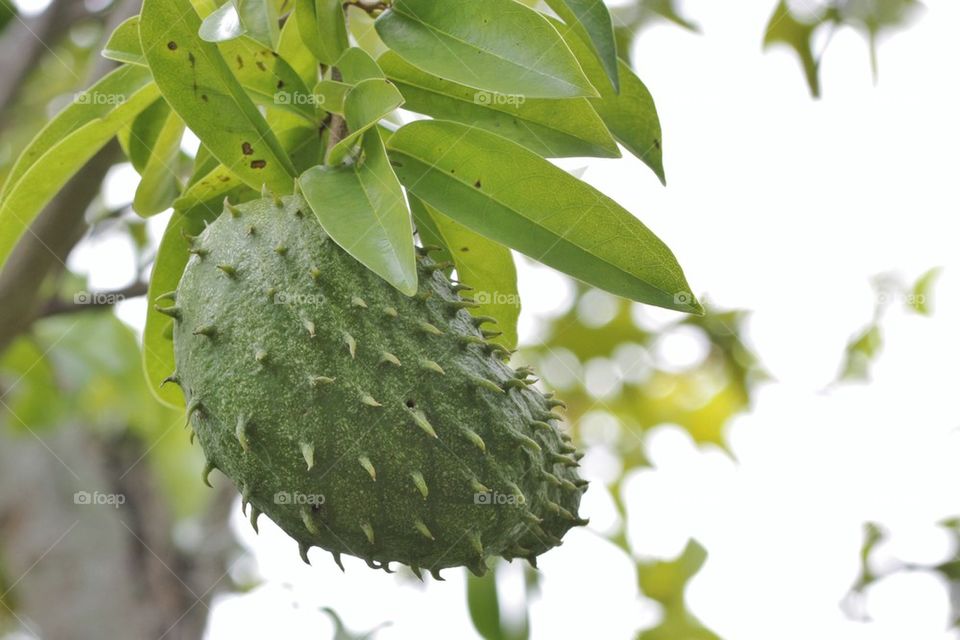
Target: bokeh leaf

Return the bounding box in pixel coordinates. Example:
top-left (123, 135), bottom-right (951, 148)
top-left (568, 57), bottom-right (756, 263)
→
top-left (0, 66), bottom-right (159, 272)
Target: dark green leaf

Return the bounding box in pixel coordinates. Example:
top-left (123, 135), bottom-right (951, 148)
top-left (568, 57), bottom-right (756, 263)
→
top-left (387, 120), bottom-right (701, 313)
top-left (544, 0), bottom-right (620, 92)
top-left (378, 51), bottom-right (619, 159)
top-left (375, 0), bottom-right (597, 99)
top-left (552, 18), bottom-right (666, 183)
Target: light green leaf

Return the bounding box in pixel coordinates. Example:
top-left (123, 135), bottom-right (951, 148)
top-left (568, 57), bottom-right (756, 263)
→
top-left (199, 0), bottom-right (244, 43)
top-left (295, 0), bottom-right (349, 65)
top-left (174, 163), bottom-right (245, 211)
top-left (0, 67), bottom-right (159, 272)
top-left (375, 0), bottom-right (597, 99)
top-left (126, 98), bottom-right (170, 173)
top-left (102, 15), bottom-right (144, 65)
top-left (387, 120), bottom-right (701, 313)
top-left (378, 51), bottom-right (618, 159)
top-left (545, 0), bottom-right (620, 92)
top-left (552, 18), bottom-right (666, 184)
top-left (140, 0), bottom-right (295, 193)
top-left (144, 202), bottom-right (224, 408)
top-left (412, 197), bottom-right (519, 349)
top-left (235, 0), bottom-right (280, 50)
top-left (277, 9), bottom-right (319, 86)
top-left (334, 47), bottom-right (385, 83)
top-left (133, 108), bottom-right (186, 217)
top-left (301, 128), bottom-right (418, 296)
top-left (219, 36), bottom-right (315, 121)
top-left (315, 80), bottom-right (350, 114)
top-left (325, 78), bottom-right (404, 165)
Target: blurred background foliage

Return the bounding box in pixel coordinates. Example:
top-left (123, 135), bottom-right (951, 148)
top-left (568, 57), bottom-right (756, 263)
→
top-left (0, 0), bottom-right (937, 638)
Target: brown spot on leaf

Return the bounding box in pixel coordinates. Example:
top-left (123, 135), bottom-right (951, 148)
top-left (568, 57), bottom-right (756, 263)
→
top-left (256, 61), bottom-right (267, 72)
top-left (242, 142), bottom-right (254, 156)
top-left (653, 138), bottom-right (661, 150)
top-left (188, 52), bottom-right (196, 67)
top-left (277, 80), bottom-right (285, 90)
top-left (474, 180), bottom-right (482, 189)
top-left (201, 94), bottom-right (209, 102)
top-left (251, 160), bottom-right (267, 169)
top-left (236, 55), bottom-right (244, 69)
top-left (460, 247), bottom-right (469, 252)
top-left (167, 41), bottom-right (177, 50)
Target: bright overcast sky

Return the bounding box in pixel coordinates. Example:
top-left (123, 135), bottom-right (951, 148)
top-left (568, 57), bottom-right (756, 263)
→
top-left (54, 0), bottom-right (960, 638)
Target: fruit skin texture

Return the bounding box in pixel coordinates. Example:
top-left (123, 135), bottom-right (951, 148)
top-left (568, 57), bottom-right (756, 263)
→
top-left (168, 194), bottom-right (587, 577)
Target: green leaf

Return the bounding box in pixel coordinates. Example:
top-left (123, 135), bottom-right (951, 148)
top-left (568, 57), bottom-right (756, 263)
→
top-left (199, 0), bottom-right (280, 49)
top-left (295, 0), bottom-right (349, 65)
top-left (467, 571), bottom-right (505, 640)
top-left (144, 203), bottom-right (224, 409)
top-left (133, 108), bottom-right (186, 217)
top-left (552, 18), bottom-right (666, 184)
top-left (334, 47), bottom-right (385, 83)
top-left (763, 1), bottom-right (828, 98)
top-left (544, 0), bottom-right (620, 92)
top-left (326, 78), bottom-right (404, 165)
top-left (126, 98), bottom-right (170, 173)
top-left (412, 197), bottom-right (520, 349)
top-left (909, 267), bottom-right (940, 316)
top-left (301, 128), bottom-right (418, 296)
top-left (277, 9), bottom-right (320, 87)
top-left (219, 36), bottom-right (316, 122)
top-left (199, 0), bottom-right (244, 43)
top-left (140, 0), bottom-right (296, 193)
top-left (378, 51), bottom-right (618, 159)
top-left (174, 163), bottom-right (246, 211)
top-left (387, 120), bottom-right (701, 313)
top-left (235, 0), bottom-right (280, 50)
top-left (375, 0), bottom-right (597, 99)
top-left (315, 80), bottom-right (351, 114)
top-left (102, 16), bottom-right (145, 65)
top-left (0, 66), bottom-right (159, 272)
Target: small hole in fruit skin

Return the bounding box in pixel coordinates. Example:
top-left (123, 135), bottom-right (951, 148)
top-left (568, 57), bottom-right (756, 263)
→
top-left (405, 399), bottom-right (416, 409)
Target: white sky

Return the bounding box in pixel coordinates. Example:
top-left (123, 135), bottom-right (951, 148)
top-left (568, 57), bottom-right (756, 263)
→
top-left (56, 0), bottom-right (960, 638)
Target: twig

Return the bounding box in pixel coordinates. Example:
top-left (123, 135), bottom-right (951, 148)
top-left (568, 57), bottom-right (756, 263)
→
top-left (38, 281), bottom-right (149, 318)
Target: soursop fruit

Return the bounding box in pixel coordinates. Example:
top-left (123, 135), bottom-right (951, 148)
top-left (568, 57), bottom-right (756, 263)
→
top-left (160, 193), bottom-right (587, 577)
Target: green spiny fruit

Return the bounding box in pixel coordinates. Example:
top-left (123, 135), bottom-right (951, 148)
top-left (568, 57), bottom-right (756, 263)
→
top-left (166, 193), bottom-right (587, 577)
